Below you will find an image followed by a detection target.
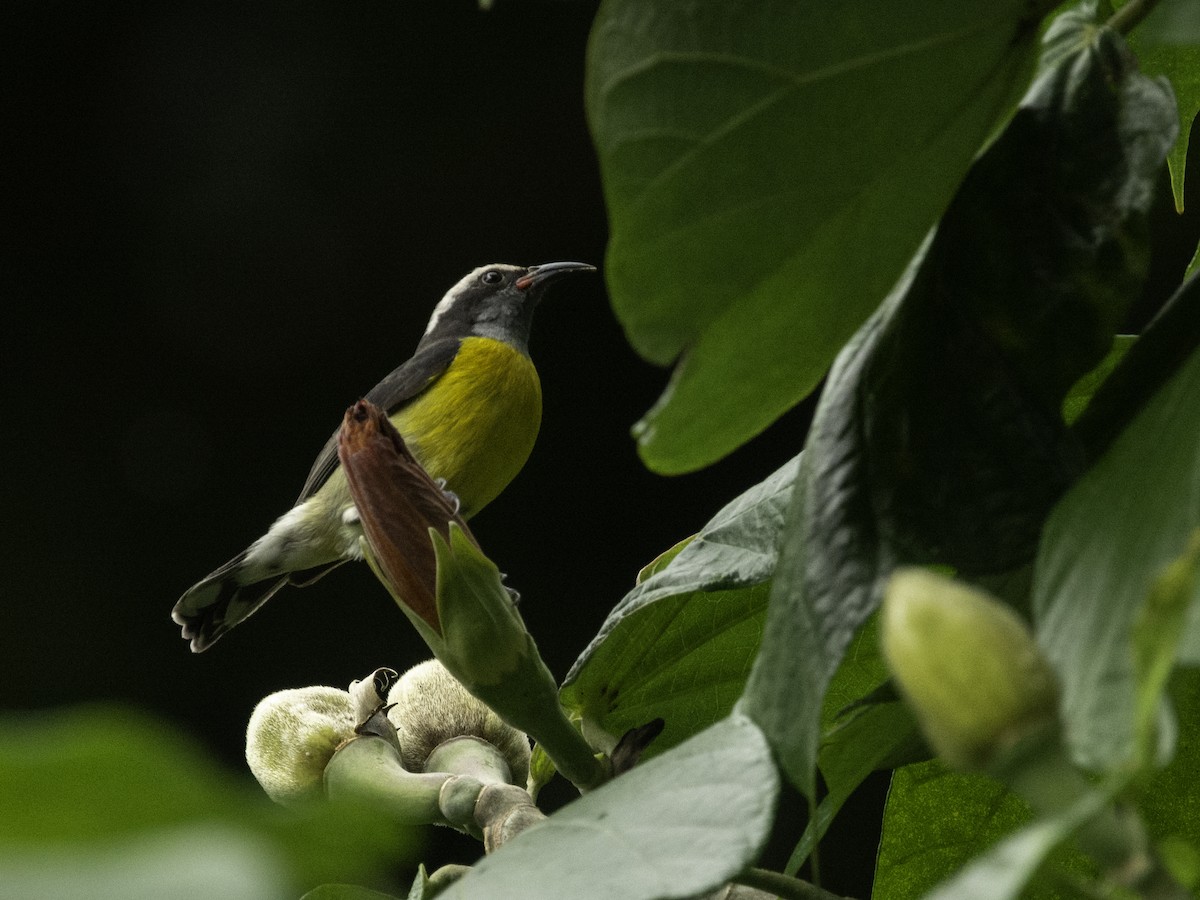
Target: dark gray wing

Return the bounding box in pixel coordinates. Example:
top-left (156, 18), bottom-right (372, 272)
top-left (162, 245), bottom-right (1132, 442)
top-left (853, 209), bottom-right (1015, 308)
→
top-left (295, 337), bottom-right (462, 503)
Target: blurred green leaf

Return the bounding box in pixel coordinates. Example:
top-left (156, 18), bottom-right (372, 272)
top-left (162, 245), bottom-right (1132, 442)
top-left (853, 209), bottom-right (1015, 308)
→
top-left (1033, 343), bottom-right (1200, 770)
top-left (742, 20), bottom-right (1175, 796)
top-left (1107, 0), bottom-right (1200, 210)
top-left (0, 825), bottom-right (289, 900)
top-left (1132, 532), bottom-right (1200, 762)
top-left (1127, 31), bottom-right (1199, 211)
top-left (1139, 669), bottom-right (1200, 892)
top-left (1062, 335), bottom-right (1136, 425)
top-left (562, 455), bottom-right (798, 755)
top-left (587, 0), bottom-right (1051, 473)
top-left (873, 761), bottom-right (1097, 900)
top-left (0, 706), bottom-right (416, 898)
top-left (1128, 0), bottom-right (1200, 44)
top-left (436, 715), bottom-right (778, 900)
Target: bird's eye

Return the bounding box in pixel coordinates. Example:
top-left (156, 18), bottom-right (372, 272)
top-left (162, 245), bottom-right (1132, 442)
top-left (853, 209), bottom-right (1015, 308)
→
top-left (481, 270), bottom-right (504, 285)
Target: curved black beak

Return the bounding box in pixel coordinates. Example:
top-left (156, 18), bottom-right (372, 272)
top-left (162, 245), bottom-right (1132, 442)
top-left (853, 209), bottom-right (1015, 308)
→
top-left (515, 260), bottom-right (596, 292)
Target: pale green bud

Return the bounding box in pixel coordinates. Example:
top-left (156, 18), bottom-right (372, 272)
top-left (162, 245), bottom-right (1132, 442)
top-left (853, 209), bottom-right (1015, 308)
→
top-left (388, 660), bottom-right (530, 786)
top-left (245, 686), bottom-right (356, 805)
top-left (881, 568), bottom-right (1059, 770)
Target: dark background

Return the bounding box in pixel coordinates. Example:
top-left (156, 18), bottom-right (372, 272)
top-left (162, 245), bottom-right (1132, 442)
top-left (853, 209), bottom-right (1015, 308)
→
top-left (6, 1), bottom-right (1198, 896)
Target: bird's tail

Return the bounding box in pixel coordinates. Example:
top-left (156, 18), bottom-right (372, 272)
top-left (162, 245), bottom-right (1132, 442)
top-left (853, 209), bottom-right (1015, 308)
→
top-left (172, 552), bottom-right (289, 652)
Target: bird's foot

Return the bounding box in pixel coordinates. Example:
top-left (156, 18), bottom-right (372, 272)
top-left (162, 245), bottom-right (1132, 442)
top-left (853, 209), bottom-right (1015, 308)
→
top-left (434, 478), bottom-right (462, 515)
top-left (499, 571), bottom-right (520, 606)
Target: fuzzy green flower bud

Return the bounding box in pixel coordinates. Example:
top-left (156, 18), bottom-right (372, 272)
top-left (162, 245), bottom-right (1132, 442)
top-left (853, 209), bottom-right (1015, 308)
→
top-left (388, 660), bottom-right (531, 785)
top-left (245, 686), bottom-right (356, 805)
top-left (881, 568), bottom-right (1059, 770)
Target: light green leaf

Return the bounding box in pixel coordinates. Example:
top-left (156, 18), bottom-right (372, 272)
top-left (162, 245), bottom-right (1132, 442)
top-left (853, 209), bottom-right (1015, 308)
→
top-left (436, 715), bottom-right (778, 900)
top-left (1034, 342), bottom-right (1200, 770)
top-left (587, 0), bottom-right (1051, 472)
top-left (561, 455), bottom-right (798, 755)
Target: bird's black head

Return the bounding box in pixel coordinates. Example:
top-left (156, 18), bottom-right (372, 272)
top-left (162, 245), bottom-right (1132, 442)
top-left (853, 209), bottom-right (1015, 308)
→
top-left (419, 261), bottom-right (595, 353)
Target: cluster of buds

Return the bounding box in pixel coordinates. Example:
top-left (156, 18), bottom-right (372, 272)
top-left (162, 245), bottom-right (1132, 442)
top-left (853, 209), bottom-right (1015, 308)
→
top-left (245, 400), bottom-right (612, 867)
top-left (246, 661), bottom-right (543, 851)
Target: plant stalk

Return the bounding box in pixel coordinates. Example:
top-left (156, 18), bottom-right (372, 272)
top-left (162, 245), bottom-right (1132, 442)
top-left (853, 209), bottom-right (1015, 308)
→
top-left (733, 867), bottom-right (853, 900)
top-left (1106, 0), bottom-right (1160, 35)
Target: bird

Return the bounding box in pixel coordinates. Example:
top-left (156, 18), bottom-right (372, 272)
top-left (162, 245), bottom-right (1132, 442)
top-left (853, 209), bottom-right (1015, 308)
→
top-left (173, 261), bottom-right (595, 652)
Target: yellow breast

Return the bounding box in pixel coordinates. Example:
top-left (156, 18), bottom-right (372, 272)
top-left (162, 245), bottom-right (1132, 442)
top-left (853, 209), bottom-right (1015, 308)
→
top-left (392, 336), bottom-right (542, 518)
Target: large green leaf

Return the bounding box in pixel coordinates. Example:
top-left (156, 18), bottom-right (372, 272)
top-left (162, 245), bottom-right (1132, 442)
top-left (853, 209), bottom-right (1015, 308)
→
top-left (436, 714), bottom-right (777, 900)
top-left (872, 762), bottom-right (1096, 900)
top-left (1033, 341), bottom-right (1200, 770)
top-left (587, 0), bottom-right (1052, 473)
top-left (920, 784), bottom-right (1114, 900)
top-left (0, 706), bottom-right (415, 899)
top-left (742, 21), bottom-right (1176, 796)
top-left (561, 455), bottom-right (798, 755)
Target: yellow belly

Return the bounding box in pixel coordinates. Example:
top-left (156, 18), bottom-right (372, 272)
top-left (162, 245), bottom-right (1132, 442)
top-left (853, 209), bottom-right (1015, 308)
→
top-left (392, 336), bottom-right (542, 518)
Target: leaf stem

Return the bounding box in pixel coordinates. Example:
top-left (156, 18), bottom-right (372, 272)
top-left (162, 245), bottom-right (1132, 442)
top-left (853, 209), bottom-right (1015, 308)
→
top-left (1105, 0), bottom-right (1160, 35)
top-left (733, 867), bottom-right (853, 900)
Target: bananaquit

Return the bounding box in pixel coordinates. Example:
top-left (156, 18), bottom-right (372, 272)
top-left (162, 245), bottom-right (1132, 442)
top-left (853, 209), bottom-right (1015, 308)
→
top-left (173, 261), bottom-right (594, 651)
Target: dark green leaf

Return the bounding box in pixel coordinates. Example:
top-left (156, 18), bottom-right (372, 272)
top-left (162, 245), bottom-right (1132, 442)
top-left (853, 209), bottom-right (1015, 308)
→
top-left (743, 21), bottom-right (1176, 795)
top-left (1034, 342), bottom-right (1200, 770)
top-left (784, 615), bottom-right (926, 872)
top-left (562, 456), bottom-right (798, 755)
top-left (788, 702), bottom-right (923, 876)
top-left (878, 763), bottom-right (1108, 897)
top-left (1139, 669), bottom-right (1200, 892)
top-left (1072, 272), bottom-right (1200, 463)
top-left (435, 715), bottom-right (778, 900)
top-left (873, 761), bottom-right (1098, 900)
top-left (1061, 335), bottom-right (1136, 425)
top-left (587, 0), bottom-right (1051, 473)
top-left (0, 706), bottom-right (416, 899)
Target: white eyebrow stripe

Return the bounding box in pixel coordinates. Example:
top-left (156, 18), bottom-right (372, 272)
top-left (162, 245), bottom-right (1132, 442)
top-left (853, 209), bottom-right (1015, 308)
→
top-left (424, 292), bottom-right (457, 335)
